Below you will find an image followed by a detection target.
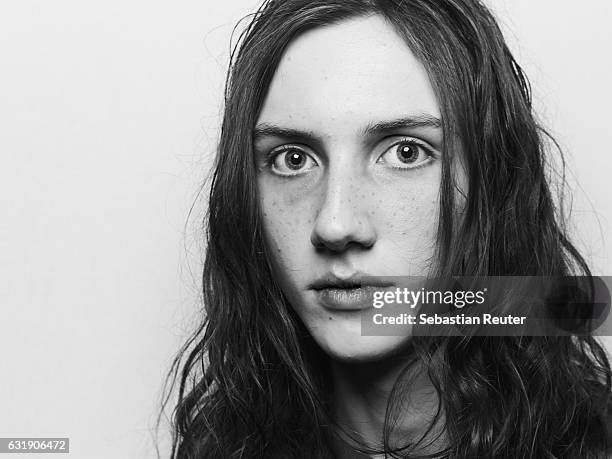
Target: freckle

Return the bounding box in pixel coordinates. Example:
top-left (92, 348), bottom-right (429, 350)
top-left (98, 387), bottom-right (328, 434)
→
top-left (329, 316), bottom-right (333, 320)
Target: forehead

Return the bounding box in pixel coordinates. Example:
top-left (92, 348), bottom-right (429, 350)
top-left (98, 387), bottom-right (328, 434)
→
top-left (257, 15), bottom-right (440, 134)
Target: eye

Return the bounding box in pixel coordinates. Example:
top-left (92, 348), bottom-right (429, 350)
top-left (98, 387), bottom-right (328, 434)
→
top-left (377, 138), bottom-right (435, 170)
top-left (268, 146), bottom-right (318, 176)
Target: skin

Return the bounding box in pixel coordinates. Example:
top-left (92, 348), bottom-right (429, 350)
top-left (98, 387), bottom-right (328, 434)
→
top-left (255, 15), bottom-right (446, 454)
top-left (256, 15), bottom-right (442, 361)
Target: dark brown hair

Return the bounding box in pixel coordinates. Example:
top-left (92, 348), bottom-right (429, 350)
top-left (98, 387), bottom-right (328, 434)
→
top-left (166, 1), bottom-right (612, 457)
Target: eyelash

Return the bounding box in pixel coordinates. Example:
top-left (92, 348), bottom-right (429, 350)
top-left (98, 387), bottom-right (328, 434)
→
top-left (378, 137), bottom-right (436, 170)
top-left (263, 145), bottom-right (317, 176)
top-left (262, 137), bottom-right (436, 175)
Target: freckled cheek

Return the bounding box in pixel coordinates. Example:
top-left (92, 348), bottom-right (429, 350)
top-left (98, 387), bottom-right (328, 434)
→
top-left (259, 186), bottom-right (317, 271)
top-left (371, 179), bottom-right (440, 250)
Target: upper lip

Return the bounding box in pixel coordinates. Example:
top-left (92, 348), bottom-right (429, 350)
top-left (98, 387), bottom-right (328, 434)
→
top-left (308, 272), bottom-right (394, 290)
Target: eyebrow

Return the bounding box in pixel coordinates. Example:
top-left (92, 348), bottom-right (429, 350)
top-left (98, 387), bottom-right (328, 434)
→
top-left (253, 114), bottom-right (442, 143)
top-left (361, 115), bottom-right (442, 137)
top-left (253, 124), bottom-right (318, 143)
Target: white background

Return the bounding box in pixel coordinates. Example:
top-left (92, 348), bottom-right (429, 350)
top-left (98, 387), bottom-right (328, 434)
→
top-left (0, 1), bottom-right (610, 457)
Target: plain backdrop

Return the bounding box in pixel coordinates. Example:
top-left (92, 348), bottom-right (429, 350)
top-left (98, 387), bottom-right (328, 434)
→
top-left (0, 1), bottom-right (610, 457)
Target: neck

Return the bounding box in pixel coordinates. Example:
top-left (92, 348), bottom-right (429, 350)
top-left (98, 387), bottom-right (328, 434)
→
top-left (329, 352), bottom-right (444, 458)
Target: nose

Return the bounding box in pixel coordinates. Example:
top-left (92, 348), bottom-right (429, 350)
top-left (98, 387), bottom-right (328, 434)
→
top-left (310, 173), bottom-right (377, 252)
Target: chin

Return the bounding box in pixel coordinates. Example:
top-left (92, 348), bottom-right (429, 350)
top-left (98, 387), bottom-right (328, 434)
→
top-left (314, 331), bottom-right (410, 363)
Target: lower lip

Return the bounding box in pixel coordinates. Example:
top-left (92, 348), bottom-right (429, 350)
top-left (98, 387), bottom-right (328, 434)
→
top-left (315, 286), bottom-right (380, 311)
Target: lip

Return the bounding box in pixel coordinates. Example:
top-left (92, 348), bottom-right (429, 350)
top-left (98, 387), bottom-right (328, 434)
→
top-left (309, 273), bottom-right (394, 311)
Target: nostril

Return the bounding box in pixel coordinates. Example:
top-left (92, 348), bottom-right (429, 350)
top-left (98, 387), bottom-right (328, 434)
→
top-left (310, 213), bottom-right (376, 252)
top-left (310, 180), bottom-right (377, 252)
top-left (310, 231), bottom-right (351, 252)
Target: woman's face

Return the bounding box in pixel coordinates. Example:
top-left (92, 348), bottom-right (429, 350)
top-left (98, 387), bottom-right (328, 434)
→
top-left (256, 15), bottom-right (443, 361)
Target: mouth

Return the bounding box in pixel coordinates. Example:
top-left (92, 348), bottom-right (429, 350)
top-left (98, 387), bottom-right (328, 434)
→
top-left (309, 273), bottom-right (394, 311)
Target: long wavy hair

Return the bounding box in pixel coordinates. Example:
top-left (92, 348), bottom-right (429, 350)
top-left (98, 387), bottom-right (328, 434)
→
top-left (165, 0), bottom-right (612, 457)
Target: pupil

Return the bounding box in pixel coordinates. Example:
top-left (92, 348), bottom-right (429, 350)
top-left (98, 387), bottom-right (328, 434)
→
top-left (397, 144), bottom-right (418, 163)
top-left (286, 151), bottom-right (305, 169)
